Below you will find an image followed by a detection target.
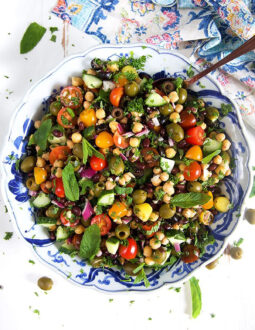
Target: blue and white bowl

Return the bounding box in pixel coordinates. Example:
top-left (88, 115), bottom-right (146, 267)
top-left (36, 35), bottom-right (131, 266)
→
top-left (0, 44), bottom-right (252, 292)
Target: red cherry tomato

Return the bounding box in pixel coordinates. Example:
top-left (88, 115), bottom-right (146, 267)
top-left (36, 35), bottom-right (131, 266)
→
top-left (60, 209), bottom-right (80, 227)
top-left (113, 131), bottom-right (129, 149)
top-left (183, 161), bottom-right (201, 181)
top-left (142, 222), bottom-right (159, 238)
top-left (91, 214), bottom-right (112, 236)
top-left (119, 238), bottom-right (138, 260)
top-left (180, 110), bottom-right (196, 129)
top-left (57, 107), bottom-right (77, 128)
top-left (181, 245), bottom-right (200, 263)
top-left (53, 177), bottom-right (65, 198)
top-left (89, 154), bottom-right (107, 171)
top-left (110, 87), bottom-right (124, 107)
top-left (186, 126), bottom-right (205, 146)
top-left (49, 146), bottom-right (71, 165)
top-left (60, 86), bottom-right (83, 109)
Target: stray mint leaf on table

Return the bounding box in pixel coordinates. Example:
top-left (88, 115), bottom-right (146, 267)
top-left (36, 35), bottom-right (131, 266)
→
top-left (189, 277), bottom-right (202, 319)
top-left (20, 22), bottom-right (46, 54)
top-left (4, 232), bottom-right (13, 240)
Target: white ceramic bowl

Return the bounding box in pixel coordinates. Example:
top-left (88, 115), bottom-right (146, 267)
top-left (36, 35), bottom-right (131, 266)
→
top-left (0, 44), bottom-right (252, 292)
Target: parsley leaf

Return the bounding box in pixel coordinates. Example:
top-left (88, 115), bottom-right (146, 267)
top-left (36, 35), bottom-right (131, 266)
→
top-left (187, 65), bottom-right (195, 78)
top-left (49, 27), bottom-right (58, 33)
top-left (154, 188), bottom-right (165, 201)
top-left (221, 103), bottom-right (232, 116)
top-left (126, 97), bottom-right (144, 114)
top-left (189, 277), bottom-right (202, 318)
top-left (115, 186), bottom-right (133, 195)
top-left (33, 119), bottom-right (52, 151)
top-left (174, 77), bottom-right (183, 93)
top-left (62, 163), bottom-right (79, 201)
top-left (79, 224), bottom-right (101, 260)
top-left (4, 232), bottom-right (13, 240)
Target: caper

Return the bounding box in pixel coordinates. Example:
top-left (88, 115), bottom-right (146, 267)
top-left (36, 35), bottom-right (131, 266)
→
top-left (206, 107), bottom-right (219, 122)
top-left (245, 208), bottom-right (255, 224)
top-left (178, 88), bottom-right (188, 104)
top-left (115, 224), bottom-right (130, 240)
top-left (132, 189), bottom-right (147, 205)
top-left (91, 257), bottom-right (104, 268)
top-left (230, 246), bottom-right (243, 260)
top-left (108, 156), bottom-right (124, 175)
top-left (187, 181), bottom-right (202, 193)
top-left (72, 143), bottom-right (83, 159)
top-left (37, 276), bottom-right (53, 291)
top-left (94, 182), bottom-right (105, 197)
top-left (124, 81), bottom-right (139, 97)
top-left (26, 177), bottom-right (39, 191)
top-left (20, 156), bottom-right (36, 173)
top-left (166, 123), bottom-right (184, 142)
top-left (159, 104), bottom-right (173, 116)
top-left (45, 205), bottom-right (61, 219)
top-left (159, 204), bottom-right (176, 219)
top-left (152, 248), bottom-right (167, 265)
top-left (206, 258), bottom-right (219, 270)
top-left (50, 101), bottom-right (62, 116)
top-left (123, 262), bottom-right (140, 276)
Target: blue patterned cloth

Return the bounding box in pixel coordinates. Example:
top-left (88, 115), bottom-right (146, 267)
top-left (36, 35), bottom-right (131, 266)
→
top-left (52, 0), bottom-right (255, 127)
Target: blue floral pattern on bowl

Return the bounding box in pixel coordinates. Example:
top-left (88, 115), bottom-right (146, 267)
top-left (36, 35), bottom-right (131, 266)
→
top-left (0, 44), bottom-right (251, 292)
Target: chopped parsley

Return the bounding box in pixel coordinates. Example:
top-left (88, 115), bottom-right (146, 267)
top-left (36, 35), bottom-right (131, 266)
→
top-left (34, 292), bottom-right (39, 297)
top-left (221, 103), bottom-right (232, 117)
top-left (129, 300), bottom-right (135, 304)
top-left (50, 35), bottom-right (56, 42)
top-left (210, 313), bottom-right (216, 318)
top-left (187, 65), bottom-right (195, 78)
top-left (49, 27), bottom-right (58, 33)
top-left (109, 298), bottom-right (114, 302)
top-left (29, 259), bottom-right (35, 264)
top-left (33, 309), bottom-right (40, 316)
top-left (198, 82), bottom-right (206, 88)
top-left (126, 97), bottom-right (144, 114)
top-left (4, 232), bottom-right (13, 240)
top-left (233, 238), bottom-right (244, 247)
top-left (174, 77), bottom-right (183, 93)
top-left (4, 205), bottom-right (8, 213)
top-left (154, 188), bottom-right (165, 201)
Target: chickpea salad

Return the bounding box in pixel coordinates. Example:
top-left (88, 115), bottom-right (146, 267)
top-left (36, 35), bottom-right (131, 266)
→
top-left (18, 54), bottom-right (233, 285)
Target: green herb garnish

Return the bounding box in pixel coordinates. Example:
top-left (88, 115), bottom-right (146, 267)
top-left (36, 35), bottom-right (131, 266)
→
top-left (62, 163), bottom-right (79, 201)
top-left (221, 103), bottom-right (232, 117)
top-left (4, 232), bottom-right (13, 240)
top-left (82, 138), bottom-right (105, 165)
top-left (187, 65), bottom-right (195, 78)
top-left (234, 238), bottom-right (244, 247)
top-left (79, 178), bottom-right (94, 195)
top-left (202, 149), bottom-right (221, 164)
top-left (171, 192), bottom-right (210, 208)
top-left (33, 119), bottom-right (52, 151)
top-left (189, 276), bottom-right (202, 318)
top-left (20, 22), bottom-right (46, 54)
top-left (79, 224), bottom-right (101, 260)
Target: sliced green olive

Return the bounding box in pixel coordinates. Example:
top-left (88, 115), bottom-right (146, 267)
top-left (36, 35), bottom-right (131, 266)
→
top-left (72, 143), bottom-right (83, 159)
top-left (152, 248), bottom-right (167, 265)
top-left (20, 156), bottom-right (36, 173)
top-left (166, 123), bottom-right (184, 142)
top-left (230, 246), bottom-right (243, 260)
top-left (159, 204), bottom-right (176, 219)
top-left (206, 107), bottom-right (219, 122)
top-left (187, 182), bottom-right (202, 193)
top-left (123, 262), bottom-right (140, 276)
top-left (178, 88), bottom-right (188, 104)
top-left (67, 155), bottom-right (80, 171)
top-left (245, 208), bottom-right (255, 224)
top-left (161, 81), bottom-right (174, 94)
top-left (49, 101), bottom-right (62, 116)
top-left (132, 190), bottom-right (147, 205)
top-left (124, 81), bottom-right (139, 97)
top-left (115, 224), bottom-right (130, 240)
top-left (45, 205), bottom-right (61, 218)
top-left (108, 156), bottom-right (124, 175)
top-left (159, 104), bottom-right (173, 116)
top-left (26, 177), bottom-right (39, 191)
top-left (94, 182), bottom-right (105, 197)
top-left (37, 277), bottom-right (53, 291)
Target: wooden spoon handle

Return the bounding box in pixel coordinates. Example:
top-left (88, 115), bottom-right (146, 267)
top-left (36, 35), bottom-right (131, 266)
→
top-left (185, 35), bottom-right (255, 87)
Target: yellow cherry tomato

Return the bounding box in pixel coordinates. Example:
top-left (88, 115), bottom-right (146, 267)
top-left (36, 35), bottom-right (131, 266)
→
top-left (202, 191), bottom-right (214, 210)
top-left (133, 203), bottom-right (153, 222)
top-left (199, 210), bottom-right (214, 225)
top-left (34, 167), bottom-right (47, 185)
top-left (95, 131), bottom-right (114, 149)
top-left (185, 145), bottom-right (203, 161)
top-left (109, 202), bottom-right (127, 219)
top-left (79, 108), bottom-right (97, 127)
top-left (214, 196), bottom-right (231, 213)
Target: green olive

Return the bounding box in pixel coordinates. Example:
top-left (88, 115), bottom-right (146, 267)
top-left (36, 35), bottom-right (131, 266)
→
top-left (132, 190), bottom-right (147, 205)
top-left (221, 151), bottom-right (230, 165)
top-left (26, 177), bottom-right (39, 191)
top-left (37, 277), bottom-right (53, 291)
top-left (161, 81), bottom-right (174, 94)
top-left (166, 123), bottom-right (184, 142)
top-left (245, 208), bottom-right (255, 224)
top-left (91, 257), bottom-right (104, 268)
top-left (123, 262), bottom-right (140, 276)
top-left (67, 155), bottom-right (80, 171)
top-left (124, 81), bottom-right (139, 97)
top-left (108, 156), bottom-right (124, 175)
top-left (115, 224), bottom-right (130, 240)
top-left (94, 182), bottom-right (105, 197)
top-left (50, 101), bottom-right (62, 116)
top-left (230, 246), bottom-right (243, 260)
top-left (152, 248), bottom-right (167, 265)
top-left (187, 182), bottom-right (202, 193)
top-left (178, 88), bottom-right (188, 104)
top-left (45, 205), bottom-right (61, 218)
top-left (159, 104), bottom-right (173, 116)
top-left (159, 204), bottom-right (176, 219)
top-left (20, 156), bottom-right (36, 173)
top-left (206, 107), bottom-right (219, 122)
top-left (72, 143), bottom-right (83, 159)
top-left (206, 258), bottom-right (219, 270)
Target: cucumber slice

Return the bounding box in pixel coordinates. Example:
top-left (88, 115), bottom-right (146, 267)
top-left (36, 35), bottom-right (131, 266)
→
top-left (97, 191), bottom-right (115, 206)
top-left (32, 193), bottom-right (51, 208)
top-left (160, 157), bottom-right (175, 173)
top-left (59, 243), bottom-right (76, 255)
top-left (48, 133), bottom-right (66, 145)
top-left (203, 138), bottom-right (222, 155)
top-left (106, 237), bottom-right (120, 254)
top-left (145, 93), bottom-right (167, 107)
top-left (56, 226), bottom-right (71, 242)
top-left (82, 74), bottom-right (102, 89)
top-left (36, 217), bottom-right (57, 228)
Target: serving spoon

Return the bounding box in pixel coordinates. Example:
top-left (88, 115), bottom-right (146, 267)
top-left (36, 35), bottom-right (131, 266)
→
top-left (153, 34), bottom-right (255, 88)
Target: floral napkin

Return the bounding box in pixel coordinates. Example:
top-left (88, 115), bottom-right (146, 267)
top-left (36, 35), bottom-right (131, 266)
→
top-left (52, 0), bottom-right (255, 128)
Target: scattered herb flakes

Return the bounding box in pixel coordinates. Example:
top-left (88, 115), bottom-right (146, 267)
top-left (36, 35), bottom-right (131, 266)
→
top-left (198, 82), bottom-right (206, 88)
top-left (250, 174), bottom-right (255, 198)
top-left (50, 35), bottom-right (57, 42)
top-left (148, 317), bottom-right (152, 321)
top-left (129, 300), bottom-right (135, 304)
top-left (4, 75), bottom-right (9, 79)
top-left (109, 298), bottom-right (114, 302)
top-left (20, 22), bottom-right (47, 54)
top-left (8, 32), bottom-right (11, 35)
top-left (210, 313), bottom-right (216, 318)
top-left (34, 292), bottom-right (39, 297)
top-left (33, 309), bottom-right (40, 316)
top-left (72, 44), bottom-right (75, 47)
top-left (4, 205), bottom-right (8, 213)
top-left (48, 16), bottom-right (51, 20)
top-left (221, 103), bottom-right (232, 117)
top-left (187, 65), bottom-right (194, 78)
top-left (29, 259), bottom-right (35, 264)
top-left (234, 238), bottom-right (244, 247)
top-left (175, 287), bottom-right (181, 292)
top-left (30, 79), bottom-right (32, 82)
top-left (4, 232), bottom-right (13, 240)
top-left (44, 291), bottom-right (48, 295)
top-left (67, 272), bottom-right (72, 279)
top-left (141, 45), bottom-right (147, 49)
top-left (50, 27), bottom-right (58, 33)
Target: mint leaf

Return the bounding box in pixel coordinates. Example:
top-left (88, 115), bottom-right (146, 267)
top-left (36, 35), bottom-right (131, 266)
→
top-left (79, 178), bottom-right (94, 195)
top-left (62, 163), bottom-right (79, 201)
top-left (202, 149), bottom-right (221, 164)
top-left (33, 119), bottom-right (52, 151)
top-left (115, 186), bottom-right (133, 195)
top-left (82, 138), bottom-right (105, 163)
top-left (189, 277), bottom-right (202, 318)
top-left (20, 22), bottom-right (46, 54)
top-left (171, 192), bottom-right (210, 208)
top-left (79, 224), bottom-right (101, 260)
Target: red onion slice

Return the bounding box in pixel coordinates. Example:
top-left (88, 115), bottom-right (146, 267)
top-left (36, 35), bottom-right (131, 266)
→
top-left (135, 126), bottom-right (149, 137)
top-left (174, 242), bottom-right (181, 253)
top-left (52, 200), bottom-right (65, 209)
top-left (82, 199), bottom-right (94, 221)
top-left (80, 168), bottom-right (97, 179)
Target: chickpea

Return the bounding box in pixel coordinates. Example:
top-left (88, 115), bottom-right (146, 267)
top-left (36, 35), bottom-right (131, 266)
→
top-left (175, 104), bottom-right (183, 113)
top-left (163, 194), bottom-right (171, 203)
top-left (53, 160), bottom-right (64, 168)
top-left (120, 117), bottom-right (128, 124)
top-left (98, 119), bottom-right (105, 125)
top-left (182, 208), bottom-right (196, 218)
top-left (163, 95), bottom-right (170, 103)
top-left (85, 91), bottom-right (94, 102)
top-left (109, 121), bottom-right (118, 133)
top-left (155, 231), bottom-right (165, 241)
top-left (83, 101), bottom-right (91, 110)
top-left (113, 148), bottom-right (121, 156)
top-left (163, 181), bottom-right (174, 195)
top-left (200, 122), bottom-right (207, 130)
top-left (36, 157), bottom-right (46, 168)
top-left (150, 237), bottom-right (161, 250)
top-left (55, 168), bottom-right (62, 178)
top-left (34, 120), bottom-right (41, 129)
top-left (67, 139), bottom-right (74, 149)
top-left (151, 175), bottom-right (162, 187)
top-left (222, 139), bottom-right (231, 151)
top-left (45, 181), bottom-right (52, 189)
top-left (225, 169), bottom-right (231, 176)
top-left (126, 209), bottom-right (132, 217)
top-left (161, 237), bottom-right (169, 245)
top-left (153, 167), bottom-right (162, 175)
top-left (123, 173), bottom-right (132, 182)
top-left (160, 172), bottom-right (169, 182)
top-left (216, 133), bottom-right (225, 142)
top-left (143, 246), bottom-right (152, 257)
top-left (213, 155), bottom-right (222, 165)
top-left (105, 180), bottom-right (116, 190)
top-left (149, 212), bottom-right (159, 222)
top-left (132, 122), bottom-right (143, 134)
top-left (71, 77), bottom-right (83, 87)
top-left (96, 108), bottom-right (106, 119)
top-left (71, 132), bottom-right (82, 144)
top-left (129, 137), bottom-right (140, 147)
top-left (42, 153), bottom-right (50, 161)
top-left (179, 163), bottom-right (186, 172)
top-left (169, 112), bottom-right (180, 123)
top-left (145, 257), bottom-right (155, 266)
top-left (165, 147), bottom-right (176, 159)
top-left (176, 173), bottom-right (184, 181)
top-left (169, 91), bottom-right (179, 103)
top-left (118, 177), bottom-right (126, 186)
top-left (107, 63), bottom-right (119, 72)
top-left (130, 220), bottom-right (138, 229)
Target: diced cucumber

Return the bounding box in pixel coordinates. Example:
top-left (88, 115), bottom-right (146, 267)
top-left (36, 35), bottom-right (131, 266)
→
top-left (32, 193), bottom-right (51, 208)
top-left (82, 74), bottom-right (102, 89)
top-left (158, 250), bottom-right (171, 265)
top-left (165, 230), bottom-right (186, 245)
top-left (106, 237), bottom-right (120, 254)
top-left (97, 191), bottom-right (115, 206)
top-left (59, 243), bottom-right (76, 255)
top-left (203, 138), bottom-right (222, 155)
top-left (145, 92), bottom-right (167, 107)
top-left (48, 133), bottom-right (66, 145)
top-left (160, 157), bottom-right (175, 173)
top-left (36, 217), bottom-right (57, 228)
top-left (56, 226), bottom-right (70, 241)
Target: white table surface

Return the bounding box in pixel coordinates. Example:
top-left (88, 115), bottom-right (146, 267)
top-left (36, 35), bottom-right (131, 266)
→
top-left (1, 1), bottom-right (255, 330)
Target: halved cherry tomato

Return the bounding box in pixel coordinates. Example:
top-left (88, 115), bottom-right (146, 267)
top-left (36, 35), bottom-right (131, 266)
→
top-left (185, 145), bottom-right (203, 161)
top-left (180, 110), bottom-right (196, 129)
top-left (110, 87), bottom-right (124, 107)
top-left (115, 74), bottom-right (128, 87)
top-left (181, 244), bottom-right (200, 263)
top-left (60, 209), bottom-right (80, 227)
top-left (183, 161), bottom-right (201, 181)
top-left (119, 237), bottom-right (138, 260)
top-left (89, 154), bottom-right (107, 171)
top-left (95, 131), bottom-right (114, 149)
top-left (91, 214), bottom-right (112, 236)
top-left (141, 148), bottom-right (160, 168)
top-left (113, 131), bottom-right (129, 149)
top-left (40, 182), bottom-right (49, 194)
top-left (57, 107), bottom-right (77, 128)
top-left (49, 146), bottom-right (70, 165)
top-left (79, 108), bottom-right (97, 127)
top-left (60, 86), bottom-right (83, 109)
top-left (108, 202), bottom-right (127, 219)
top-left (186, 126), bottom-right (205, 146)
top-left (202, 191), bottom-right (213, 210)
top-left (53, 177), bottom-right (65, 198)
top-left (142, 222), bottom-right (159, 238)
